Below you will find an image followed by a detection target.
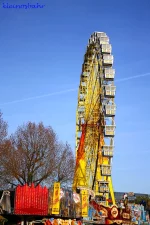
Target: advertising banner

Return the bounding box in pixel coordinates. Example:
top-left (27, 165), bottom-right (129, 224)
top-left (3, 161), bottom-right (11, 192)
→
top-left (52, 182), bottom-right (60, 215)
top-left (81, 190), bottom-right (88, 217)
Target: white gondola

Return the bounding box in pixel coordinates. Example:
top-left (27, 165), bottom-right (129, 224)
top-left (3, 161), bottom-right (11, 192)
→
top-left (105, 104), bottom-right (116, 116)
top-left (104, 125), bottom-right (115, 137)
top-left (103, 54), bottom-right (113, 65)
top-left (99, 185), bottom-right (109, 193)
top-left (104, 68), bottom-right (115, 80)
top-left (105, 85), bottom-right (116, 97)
top-left (100, 37), bottom-right (109, 44)
top-left (96, 32), bottom-right (107, 38)
top-left (102, 145), bottom-right (114, 157)
top-left (98, 181), bottom-right (109, 193)
top-left (101, 165), bottom-right (111, 176)
top-left (101, 44), bottom-right (112, 54)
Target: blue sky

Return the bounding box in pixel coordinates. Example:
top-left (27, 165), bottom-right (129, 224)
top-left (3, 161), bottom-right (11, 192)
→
top-left (1, 0), bottom-right (150, 194)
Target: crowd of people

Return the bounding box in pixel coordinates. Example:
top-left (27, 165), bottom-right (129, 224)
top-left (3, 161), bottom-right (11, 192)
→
top-left (117, 193), bottom-right (150, 225)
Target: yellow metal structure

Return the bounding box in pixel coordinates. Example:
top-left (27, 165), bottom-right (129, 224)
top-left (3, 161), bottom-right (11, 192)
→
top-left (73, 32), bottom-right (116, 205)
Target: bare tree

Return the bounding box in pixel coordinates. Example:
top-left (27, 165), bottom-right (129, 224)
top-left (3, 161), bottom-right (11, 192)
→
top-left (0, 111), bottom-right (8, 189)
top-left (0, 111), bottom-right (7, 144)
top-left (0, 121), bottom-right (75, 188)
top-left (54, 142), bottom-right (75, 186)
top-left (0, 122), bottom-right (58, 186)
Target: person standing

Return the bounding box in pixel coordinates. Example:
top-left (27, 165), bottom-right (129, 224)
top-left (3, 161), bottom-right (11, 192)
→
top-left (146, 211), bottom-right (150, 225)
top-left (123, 193), bottom-right (128, 200)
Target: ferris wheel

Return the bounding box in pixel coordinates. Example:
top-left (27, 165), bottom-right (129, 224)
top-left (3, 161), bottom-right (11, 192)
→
top-left (73, 32), bottom-right (116, 206)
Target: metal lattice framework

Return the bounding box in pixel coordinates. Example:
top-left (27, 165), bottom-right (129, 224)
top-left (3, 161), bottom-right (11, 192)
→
top-left (73, 32), bottom-right (116, 206)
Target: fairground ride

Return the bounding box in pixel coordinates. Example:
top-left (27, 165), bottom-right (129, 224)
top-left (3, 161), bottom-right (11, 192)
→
top-left (73, 32), bottom-right (116, 206)
top-left (0, 32), bottom-right (133, 225)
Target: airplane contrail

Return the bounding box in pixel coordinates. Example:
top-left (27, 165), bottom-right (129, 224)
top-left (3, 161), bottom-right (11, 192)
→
top-left (115, 72), bottom-right (150, 82)
top-left (0, 88), bottom-right (78, 106)
top-left (0, 72), bottom-right (150, 106)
